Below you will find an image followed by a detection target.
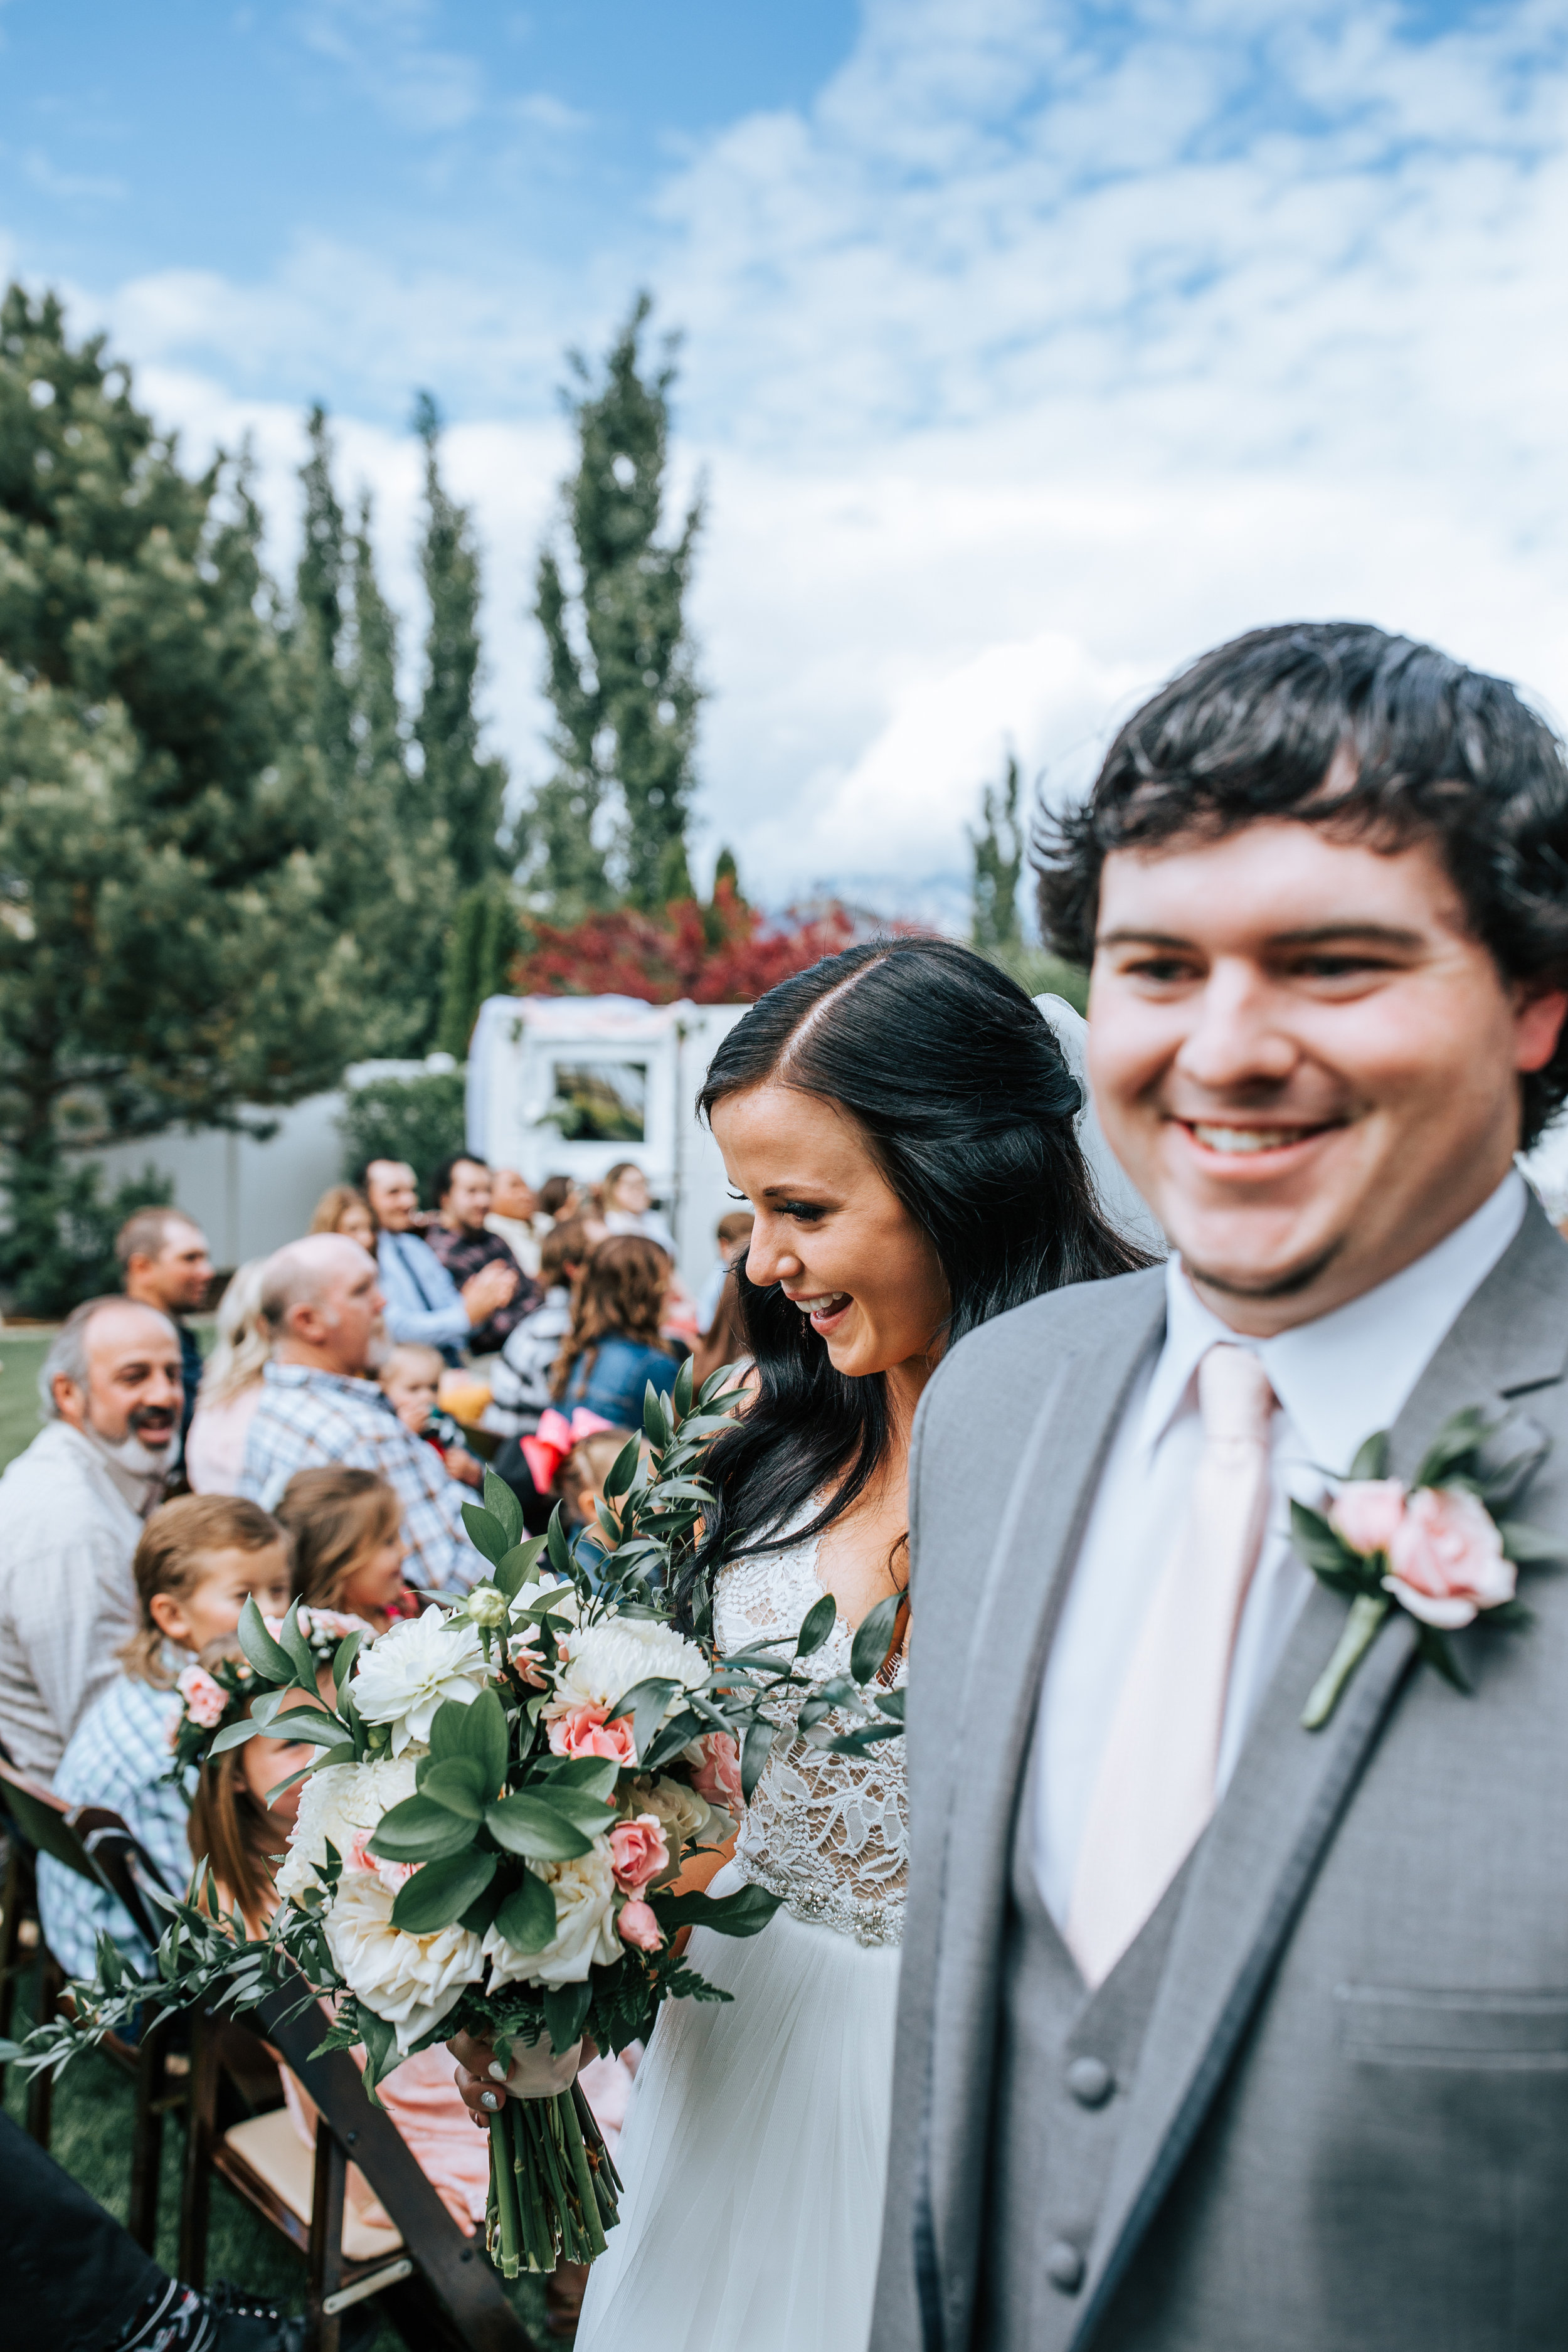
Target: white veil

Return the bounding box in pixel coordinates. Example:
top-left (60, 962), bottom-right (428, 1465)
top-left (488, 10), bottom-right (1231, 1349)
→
top-left (1034, 993), bottom-right (1167, 1258)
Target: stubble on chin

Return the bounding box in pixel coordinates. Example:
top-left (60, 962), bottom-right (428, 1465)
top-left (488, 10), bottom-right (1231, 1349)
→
top-left (1180, 1232), bottom-right (1346, 1305)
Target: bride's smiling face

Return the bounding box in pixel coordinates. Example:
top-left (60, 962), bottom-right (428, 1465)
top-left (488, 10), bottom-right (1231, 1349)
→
top-left (710, 1082), bottom-right (950, 1382)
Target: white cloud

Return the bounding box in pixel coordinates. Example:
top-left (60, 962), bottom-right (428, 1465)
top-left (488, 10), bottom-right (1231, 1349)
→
top-left (21, 0), bottom-right (1568, 918)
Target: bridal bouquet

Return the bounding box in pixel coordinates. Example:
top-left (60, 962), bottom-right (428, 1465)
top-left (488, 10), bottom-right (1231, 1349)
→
top-left (5, 1362), bottom-right (902, 2279)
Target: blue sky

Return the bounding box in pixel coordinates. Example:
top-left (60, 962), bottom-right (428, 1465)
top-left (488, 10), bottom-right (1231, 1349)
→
top-left (3, 1), bottom-right (1567, 919)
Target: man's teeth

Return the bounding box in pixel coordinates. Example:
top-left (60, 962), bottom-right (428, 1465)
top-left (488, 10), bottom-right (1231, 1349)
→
top-left (1191, 1123), bottom-right (1315, 1155)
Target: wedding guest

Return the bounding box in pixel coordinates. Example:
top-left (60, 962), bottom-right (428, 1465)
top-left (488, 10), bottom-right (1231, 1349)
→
top-left (695, 1209), bottom-right (755, 1336)
top-left (600, 1161), bottom-right (677, 1259)
top-left (425, 1153), bottom-right (538, 1353)
top-left (537, 1173), bottom-right (582, 1227)
top-left (377, 1340), bottom-right (484, 1490)
top-left (37, 1494), bottom-right (290, 1979)
top-left (184, 1259), bottom-right (269, 1494)
top-left (238, 1234), bottom-right (474, 1592)
top-left (186, 1652), bottom-right (493, 2237)
top-left (117, 1207), bottom-right (212, 1444)
top-left (361, 1156), bottom-right (514, 1367)
top-left (0, 1298), bottom-right (183, 1779)
top-left (874, 623), bottom-right (1568, 2352)
top-left (274, 1466), bottom-right (411, 1634)
top-left (487, 1218), bottom-right (593, 1434)
top-left (485, 1165), bottom-right (542, 1275)
top-left (552, 1234), bottom-right (678, 1426)
top-left (309, 1182), bottom-right (376, 1252)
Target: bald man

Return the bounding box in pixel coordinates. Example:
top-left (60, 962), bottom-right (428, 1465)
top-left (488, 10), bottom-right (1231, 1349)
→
top-left (236, 1234), bottom-right (475, 1592)
top-left (0, 1296), bottom-right (182, 1777)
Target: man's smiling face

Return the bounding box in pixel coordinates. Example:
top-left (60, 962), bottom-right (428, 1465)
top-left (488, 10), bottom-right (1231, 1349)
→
top-left (1086, 820), bottom-right (1568, 1335)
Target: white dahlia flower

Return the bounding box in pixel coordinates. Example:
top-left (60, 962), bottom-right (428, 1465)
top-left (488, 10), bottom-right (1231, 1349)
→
top-left (551, 1618), bottom-right (707, 1725)
top-left (324, 1866), bottom-right (484, 2053)
top-left (275, 1755), bottom-right (419, 1904)
top-left (351, 1604), bottom-right (491, 1755)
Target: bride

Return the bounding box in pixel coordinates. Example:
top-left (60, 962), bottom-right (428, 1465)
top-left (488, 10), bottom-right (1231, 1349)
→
top-left (455, 936), bottom-right (1147, 2349)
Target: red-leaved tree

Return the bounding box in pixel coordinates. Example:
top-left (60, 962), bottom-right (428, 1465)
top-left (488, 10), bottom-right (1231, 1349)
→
top-left (509, 880), bottom-right (859, 1004)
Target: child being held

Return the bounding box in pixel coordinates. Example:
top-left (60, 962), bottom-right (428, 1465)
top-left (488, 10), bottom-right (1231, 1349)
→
top-left (378, 1340), bottom-right (484, 1489)
top-left (275, 1466), bottom-right (414, 1634)
top-left (39, 1494), bottom-right (292, 1980)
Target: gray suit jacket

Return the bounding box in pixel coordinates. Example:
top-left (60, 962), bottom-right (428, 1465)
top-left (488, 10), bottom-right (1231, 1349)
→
top-left (872, 1196), bottom-right (1568, 2350)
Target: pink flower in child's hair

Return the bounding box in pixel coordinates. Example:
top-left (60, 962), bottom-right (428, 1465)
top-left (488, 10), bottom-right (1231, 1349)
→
top-left (617, 1899), bottom-right (664, 1952)
top-left (689, 1732), bottom-right (744, 1815)
top-left (176, 1665), bottom-right (227, 1730)
top-left (608, 1814), bottom-right (669, 1894)
top-left (548, 1703), bottom-right (637, 1766)
top-left (1384, 1485), bottom-right (1516, 1629)
top-left (1328, 1479), bottom-right (1408, 1559)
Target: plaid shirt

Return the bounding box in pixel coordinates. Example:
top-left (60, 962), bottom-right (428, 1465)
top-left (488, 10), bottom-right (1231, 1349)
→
top-left (425, 1222), bottom-right (540, 1352)
top-left (38, 1675), bottom-right (190, 1981)
top-left (238, 1363), bottom-right (476, 1592)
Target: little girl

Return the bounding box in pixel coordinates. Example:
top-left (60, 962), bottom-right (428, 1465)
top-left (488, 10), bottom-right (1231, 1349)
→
top-left (39, 1493), bottom-right (292, 1981)
top-left (274, 1466), bottom-right (413, 1634)
top-left (184, 1644), bottom-right (492, 2237)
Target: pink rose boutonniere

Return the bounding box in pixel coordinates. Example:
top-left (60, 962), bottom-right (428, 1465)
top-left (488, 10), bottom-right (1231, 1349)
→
top-left (1295, 1406), bottom-right (1567, 1729)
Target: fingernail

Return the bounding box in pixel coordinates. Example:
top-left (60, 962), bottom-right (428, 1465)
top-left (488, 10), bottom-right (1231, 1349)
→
top-left (480, 2090), bottom-right (501, 2111)
top-left (487, 2060), bottom-right (507, 2082)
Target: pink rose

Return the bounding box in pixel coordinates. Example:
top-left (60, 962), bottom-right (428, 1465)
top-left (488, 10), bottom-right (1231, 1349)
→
top-left (688, 1732), bottom-right (744, 1815)
top-left (1328, 1478), bottom-right (1409, 1559)
top-left (1383, 1485), bottom-right (1515, 1629)
top-left (176, 1664), bottom-right (227, 1730)
top-left (608, 1813), bottom-right (669, 1894)
top-left (616, 1899), bottom-right (664, 1952)
top-left (547, 1703), bottom-right (637, 1766)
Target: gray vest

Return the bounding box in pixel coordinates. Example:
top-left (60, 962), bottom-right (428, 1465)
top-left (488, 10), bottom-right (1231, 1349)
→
top-left (980, 1738), bottom-right (1189, 2351)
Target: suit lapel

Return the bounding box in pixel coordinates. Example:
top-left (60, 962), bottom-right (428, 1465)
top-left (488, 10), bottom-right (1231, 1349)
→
top-left (1069, 1195), bottom-right (1568, 2347)
top-left (923, 1274), bottom-right (1167, 2315)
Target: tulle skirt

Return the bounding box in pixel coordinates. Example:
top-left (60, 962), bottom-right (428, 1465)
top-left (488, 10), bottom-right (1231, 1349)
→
top-left (576, 1870), bottom-right (901, 2352)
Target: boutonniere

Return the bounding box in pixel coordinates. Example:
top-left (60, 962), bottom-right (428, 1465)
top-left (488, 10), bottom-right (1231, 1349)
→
top-left (1292, 1407), bottom-right (1567, 1730)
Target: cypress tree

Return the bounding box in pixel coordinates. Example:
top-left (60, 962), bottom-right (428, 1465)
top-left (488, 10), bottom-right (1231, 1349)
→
top-left (969, 753), bottom-right (1024, 951)
top-left (413, 391), bottom-right (507, 894)
top-left (531, 294), bottom-right (704, 912)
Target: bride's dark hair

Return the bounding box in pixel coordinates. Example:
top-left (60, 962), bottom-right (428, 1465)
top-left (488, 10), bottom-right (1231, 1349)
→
top-left (677, 936), bottom-right (1148, 1628)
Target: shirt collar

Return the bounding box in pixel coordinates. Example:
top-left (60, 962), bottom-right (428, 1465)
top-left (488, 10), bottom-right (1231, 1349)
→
top-left (265, 1360), bottom-right (388, 1404)
top-left (1140, 1169), bottom-right (1528, 1476)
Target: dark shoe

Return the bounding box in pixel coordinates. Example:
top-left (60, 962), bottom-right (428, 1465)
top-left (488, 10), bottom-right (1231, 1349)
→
top-left (544, 2259), bottom-right (589, 2341)
top-left (109, 2279), bottom-right (305, 2352)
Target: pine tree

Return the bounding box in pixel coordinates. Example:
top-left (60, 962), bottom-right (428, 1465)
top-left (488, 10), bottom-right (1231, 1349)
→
top-left (531, 294), bottom-right (704, 913)
top-left (413, 392), bottom-right (508, 894)
top-left (970, 753), bottom-right (1025, 951)
top-left (0, 286), bottom-right (356, 1309)
top-left (437, 878), bottom-right (522, 1059)
top-left (295, 404), bottom-right (351, 797)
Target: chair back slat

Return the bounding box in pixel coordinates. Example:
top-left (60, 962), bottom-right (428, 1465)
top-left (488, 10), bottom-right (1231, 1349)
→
top-left (0, 1761), bottom-right (98, 1884)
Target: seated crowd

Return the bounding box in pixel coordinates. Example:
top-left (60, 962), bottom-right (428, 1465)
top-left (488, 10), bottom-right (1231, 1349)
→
top-left (0, 1152), bottom-right (751, 2272)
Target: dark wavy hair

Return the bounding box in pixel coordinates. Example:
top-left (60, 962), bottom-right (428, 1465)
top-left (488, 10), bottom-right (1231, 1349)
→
top-left (679, 936), bottom-right (1149, 1624)
top-left (1036, 621), bottom-right (1568, 1149)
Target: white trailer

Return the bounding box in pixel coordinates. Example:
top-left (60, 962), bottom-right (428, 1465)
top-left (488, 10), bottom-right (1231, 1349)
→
top-left (464, 995), bottom-right (750, 1274)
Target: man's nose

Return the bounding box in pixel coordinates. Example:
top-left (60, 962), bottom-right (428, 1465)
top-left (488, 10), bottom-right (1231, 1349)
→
top-left (1173, 962), bottom-right (1298, 1092)
top-left (149, 1365), bottom-right (183, 1406)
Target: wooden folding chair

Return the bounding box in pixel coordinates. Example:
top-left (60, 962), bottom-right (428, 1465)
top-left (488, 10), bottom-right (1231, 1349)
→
top-left (0, 1754), bottom-right (183, 2247)
top-left (180, 1980), bottom-right (534, 2352)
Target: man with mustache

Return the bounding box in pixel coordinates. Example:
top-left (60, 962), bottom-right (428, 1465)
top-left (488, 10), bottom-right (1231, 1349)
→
top-left (0, 1297), bottom-right (182, 1779)
top-left (875, 623), bottom-right (1568, 2352)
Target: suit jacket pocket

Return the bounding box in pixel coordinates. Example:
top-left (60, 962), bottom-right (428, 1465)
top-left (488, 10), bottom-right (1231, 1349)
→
top-left (1337, 1982), bottom-right (1568, 2067)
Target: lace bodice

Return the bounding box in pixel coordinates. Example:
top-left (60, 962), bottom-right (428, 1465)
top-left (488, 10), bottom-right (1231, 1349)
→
top-left (716, 1527), bottom-right (907, 1948)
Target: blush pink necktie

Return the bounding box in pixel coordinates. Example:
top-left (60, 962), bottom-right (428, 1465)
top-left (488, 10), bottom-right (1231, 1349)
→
top-left (1064, 1343), bottom-right (1278, 1989)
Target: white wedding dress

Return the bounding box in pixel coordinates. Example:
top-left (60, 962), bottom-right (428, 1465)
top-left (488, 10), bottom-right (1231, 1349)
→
top-left (576, 1520), bottom-right (908, 2352)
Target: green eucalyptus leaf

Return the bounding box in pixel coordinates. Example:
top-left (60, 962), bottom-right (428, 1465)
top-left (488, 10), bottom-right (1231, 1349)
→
top-left (390, 1849), bottom-right (497, 1934)
top-left (279, 1601), bottom-right (317, 1690)
top-left (532, 1785), bottom-right (618, 1837)
top-left (495, 1534), bottom-right (548, 1601)
top-left (614, 1676), bottom-right (680, 1762)
top-left (460, 1501), bottom-right (511, 1568)
top-left (603, 1432), bottom-right (642, 1502)
top-left (369, 1794), bottom-right (480, 1863)
top-left (483, 1469), bottom-right (524, 1547)
top-left (331, 1629), bottom-right (364, 1698)
top-left (358, 2008), bottom-right (395, 2104)
top-left (740, 1718), bottom-right (775, 1803)
top-left (418, 1757), bottom-right (487, 1819)
top-left (850, 1594), bottom-right (902, 1687)
top-left (237, 1594), bottom-right (294, 1683)
top-left (546, 1510), bottom-right (575, 1579)
top-left (649, 1882), bottom-right (782, 1937)
top-left (875, 1687), bottom-right (906, 1722)
top-left (795, 1592), bottom-right (837, 1660)
top-left (495, 1870), bottom-right (558, 1952)
top-left (543, 1979), bottom-right (593, 2053)
top-left (208, 1717), bottom-right (269, 1757)
top-left (485, 1793), bottom-right (594, 1860)
top-left (536, 1756), bottom-right (620, 1800)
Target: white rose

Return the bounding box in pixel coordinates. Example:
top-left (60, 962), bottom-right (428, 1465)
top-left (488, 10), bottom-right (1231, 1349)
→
top-left (275, 1756), bottom-right (418, 1904)
top-left (481, 1846), bottom-right (621, 1992)
top-left (552, 1618), bottom-right (708, 1725)
top-left (324, 1866), bottom-right (484, 2052)
top-left (351, 1604), bottom-right (492, 1756)
top-left (632, 1771), bottom-right (723, 1857)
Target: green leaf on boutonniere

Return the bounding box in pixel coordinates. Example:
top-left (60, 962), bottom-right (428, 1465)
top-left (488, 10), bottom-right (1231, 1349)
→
top-left (1347, 1429), bottom-right (1391, 1482)
top-left (1301, 1592), bottom-right (1392, 1729)
top-left (1414, 1623), bottom-right (1469, 1693)
top-left (1496, 1519), bottom-right (1568, 1566)
top-left (1410, 1406), bottom-right (1495, 1493)
top-left (1289, 1498), bottom-right (1367, 1586)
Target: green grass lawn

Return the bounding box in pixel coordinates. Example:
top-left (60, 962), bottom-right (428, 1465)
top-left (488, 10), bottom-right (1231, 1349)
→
top-left (0, 1331), bottom-right (49, 1473)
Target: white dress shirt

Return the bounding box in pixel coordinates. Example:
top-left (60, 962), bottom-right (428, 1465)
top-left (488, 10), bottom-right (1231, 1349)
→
top-left (1033, 1170), bottom-right (1528, 1927)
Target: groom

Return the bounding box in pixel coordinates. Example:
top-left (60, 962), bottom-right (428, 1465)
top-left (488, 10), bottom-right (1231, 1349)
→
top-left (873, 622), bottom-right (1568, 2351)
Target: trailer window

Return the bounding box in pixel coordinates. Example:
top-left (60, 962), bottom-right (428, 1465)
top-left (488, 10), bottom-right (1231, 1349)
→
top-left (546, 1060), bottom-right (647, 1143)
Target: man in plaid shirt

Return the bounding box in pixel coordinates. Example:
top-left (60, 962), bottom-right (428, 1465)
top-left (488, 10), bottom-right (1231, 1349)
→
top-left (238, 1234), bottom-right (477, 1592)
top-left (424, 1152), bottom-right (541, 1353)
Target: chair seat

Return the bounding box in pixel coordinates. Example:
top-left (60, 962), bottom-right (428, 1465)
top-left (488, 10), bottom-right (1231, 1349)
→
top-left (220, 2109), bottom-right (406, 2264)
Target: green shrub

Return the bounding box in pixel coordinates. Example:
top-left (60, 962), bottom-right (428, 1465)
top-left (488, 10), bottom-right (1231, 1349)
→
top-left (338, 1072), bottom-right (469, 1199)
top-left (0, 1162), bottom-right (174, 1320)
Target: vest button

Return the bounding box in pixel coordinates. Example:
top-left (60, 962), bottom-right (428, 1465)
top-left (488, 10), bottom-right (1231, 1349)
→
top-left (1066, 2054), bottom-right (1115, 2107)
top-left (1046, 2240), bottom-right (1085, 2294)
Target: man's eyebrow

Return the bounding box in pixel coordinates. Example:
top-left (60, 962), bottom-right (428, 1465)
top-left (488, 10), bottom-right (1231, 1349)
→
top-left (1095, 922), bottom-right (1428, 951)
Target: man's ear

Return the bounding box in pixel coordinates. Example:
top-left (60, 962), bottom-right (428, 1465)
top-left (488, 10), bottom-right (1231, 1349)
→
top-left (51, 1374), bottom-right (85, 1426)
top-left (1515, 985), bottom-right (1568, 1073)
